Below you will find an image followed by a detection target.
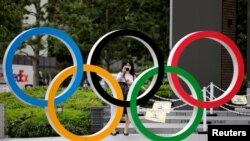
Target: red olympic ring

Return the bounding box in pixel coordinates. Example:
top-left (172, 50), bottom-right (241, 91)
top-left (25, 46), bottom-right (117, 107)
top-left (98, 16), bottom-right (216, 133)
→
top-left (167, 31), bottom-right (245, 108)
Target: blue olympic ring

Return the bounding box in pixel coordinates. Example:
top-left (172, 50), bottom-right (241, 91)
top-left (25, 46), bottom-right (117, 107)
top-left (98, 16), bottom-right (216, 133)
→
top-left (3, 27), bottom-right (84, 107)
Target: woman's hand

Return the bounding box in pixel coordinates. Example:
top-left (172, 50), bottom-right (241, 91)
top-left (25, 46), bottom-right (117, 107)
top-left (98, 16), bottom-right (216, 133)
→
top-left (122, 66), bottom-right (127, 74)
top-left (125, 79), bottom-right (133, 85)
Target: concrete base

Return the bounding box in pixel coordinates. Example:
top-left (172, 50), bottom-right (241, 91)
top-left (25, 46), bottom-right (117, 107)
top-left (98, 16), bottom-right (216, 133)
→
top-left (0, 104), bottom-right (4, 139)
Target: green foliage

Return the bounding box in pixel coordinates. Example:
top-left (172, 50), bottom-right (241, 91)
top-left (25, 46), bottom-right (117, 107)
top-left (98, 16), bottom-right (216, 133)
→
top-left (47, 0), bottom-right (169, 71)
top-left (63, 87), bottom-right (104, 110)
top-left (1, 0), bottom-right (53, 86)
top-left (132, 75), bottom-right (172, 106)
top-left (0, 86), bottom-right (104, 137)
top-left (105, 74), bottom-right (172, 106)
top-left (155, 84), bottom-right (172, 98)
top-left (6, 109), bottom-right (56, 137)
top-left (152, 75), bottom-right (172, 99)
top-left (237, 0), bottom-right (247, 59)
top-left (6, 108), bottom-right (91, 137)
top-left (0, 0), bottom-right (24, 59)
top-left (236, 0), bottom-right (247, 95)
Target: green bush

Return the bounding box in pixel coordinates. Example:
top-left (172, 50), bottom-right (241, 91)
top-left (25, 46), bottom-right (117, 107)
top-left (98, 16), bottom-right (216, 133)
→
top-left (0, 86), bottom-right (105, 137)
top-left (7, 110), bottom-right (57, 137)
top-left (155, 84), bottom-right (172, 98)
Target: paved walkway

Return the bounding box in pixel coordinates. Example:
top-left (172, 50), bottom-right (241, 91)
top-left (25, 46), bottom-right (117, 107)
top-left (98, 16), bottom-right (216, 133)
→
top-left (2, 134), bottom-right (207, 141)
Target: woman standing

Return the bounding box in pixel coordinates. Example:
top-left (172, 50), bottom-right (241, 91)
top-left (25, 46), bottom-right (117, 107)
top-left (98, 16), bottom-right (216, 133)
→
top-left (111, 60), bottom-right (136, 136)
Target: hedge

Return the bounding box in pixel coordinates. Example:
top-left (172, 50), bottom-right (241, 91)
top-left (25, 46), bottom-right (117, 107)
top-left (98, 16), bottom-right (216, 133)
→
top-left (0, 86), bottom-right (104, 137)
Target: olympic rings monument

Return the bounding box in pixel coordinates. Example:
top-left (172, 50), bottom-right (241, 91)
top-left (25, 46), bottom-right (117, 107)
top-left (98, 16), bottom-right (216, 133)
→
top-left (1, 0), bottom-right (250, 140)
top-left (92, 0), bottom-right (250, 138)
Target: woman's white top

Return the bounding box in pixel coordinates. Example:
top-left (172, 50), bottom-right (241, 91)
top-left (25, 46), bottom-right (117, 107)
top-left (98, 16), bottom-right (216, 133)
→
top-left (116, 72), bottom-right (135, 83)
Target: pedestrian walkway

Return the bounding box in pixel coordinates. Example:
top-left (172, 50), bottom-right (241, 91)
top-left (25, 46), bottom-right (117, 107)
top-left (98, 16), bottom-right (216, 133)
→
top-left (2, 134), bottom-right (207, 141)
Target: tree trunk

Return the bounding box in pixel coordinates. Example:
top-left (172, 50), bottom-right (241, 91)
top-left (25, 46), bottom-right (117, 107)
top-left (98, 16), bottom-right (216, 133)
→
top-left (33, 44), bottom-right (40, 86)
top-left (104, 5), bottom-right (111, 71)
top-left (32, 0), bottom-right (41, 86)
top-left (104, 50), bottom-right (110, 71)
top-left (105, 58), bottom-right (110, 71)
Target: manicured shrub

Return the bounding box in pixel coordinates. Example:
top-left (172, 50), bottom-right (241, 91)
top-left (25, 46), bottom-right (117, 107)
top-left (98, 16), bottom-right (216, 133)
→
top-left (0, 86), bottom-right (104, 137)
top-left (155, 84), bottom-right (172, 98)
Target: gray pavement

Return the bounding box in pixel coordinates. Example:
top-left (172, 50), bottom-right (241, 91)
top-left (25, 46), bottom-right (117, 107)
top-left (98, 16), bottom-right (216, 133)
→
top-left (1, 134), bottom-right (208, 141)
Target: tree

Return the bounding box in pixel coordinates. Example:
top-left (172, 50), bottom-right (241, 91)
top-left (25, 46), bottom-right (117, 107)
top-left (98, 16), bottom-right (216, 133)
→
top-left (237, 0), bottom-right (247, 95)
top-left (0, 0), bottom-right (50, 86)
top-left (0, 0), bottom-right (24, 60)
top-left (47, 0), bottom-right (169, 72)
top-left (19, 0), bottom-right (49, 86)
top-left (237, 0), bottom-right (247, 61)
top-left (86, 0), bottom-right (169, 70)
top-left (47, 0), bottom-right (95, 68)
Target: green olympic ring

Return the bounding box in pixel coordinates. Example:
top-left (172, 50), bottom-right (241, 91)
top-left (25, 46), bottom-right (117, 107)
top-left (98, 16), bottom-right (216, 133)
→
top-left (127, 66), bottom-right (204, 141)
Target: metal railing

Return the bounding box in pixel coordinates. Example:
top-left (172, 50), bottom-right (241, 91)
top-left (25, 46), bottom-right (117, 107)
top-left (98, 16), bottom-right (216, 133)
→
top-left (150, 82), bottom-right (250, 133)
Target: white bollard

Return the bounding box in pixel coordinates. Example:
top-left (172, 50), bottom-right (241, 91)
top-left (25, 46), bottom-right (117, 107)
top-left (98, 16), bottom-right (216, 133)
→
top-left (202, 87), bottom-right (207, 132)
top-left (209, 82), bottom-right (214, 115)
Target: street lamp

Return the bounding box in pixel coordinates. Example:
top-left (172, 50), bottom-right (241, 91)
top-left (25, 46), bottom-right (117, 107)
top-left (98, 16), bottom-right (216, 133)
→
top-left (57, 104), bottom-right (63, 114)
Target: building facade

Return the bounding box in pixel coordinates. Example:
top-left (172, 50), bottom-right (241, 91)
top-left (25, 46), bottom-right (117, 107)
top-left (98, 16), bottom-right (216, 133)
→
top-left (172, 0), bottom-right (238, 108)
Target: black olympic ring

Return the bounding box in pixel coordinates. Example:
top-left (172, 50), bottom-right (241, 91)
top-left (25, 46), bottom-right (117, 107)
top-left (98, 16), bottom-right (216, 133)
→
top-left (87, 29), bottom-right (164, 107)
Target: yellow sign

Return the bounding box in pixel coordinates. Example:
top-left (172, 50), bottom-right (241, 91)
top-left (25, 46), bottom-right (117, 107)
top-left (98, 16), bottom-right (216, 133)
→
top-left (152, 101), bottom-right (172, 113)
top-left (231, 95), bottom-right (247, 105)
top-left (145, 109), bottom-right (167, 123)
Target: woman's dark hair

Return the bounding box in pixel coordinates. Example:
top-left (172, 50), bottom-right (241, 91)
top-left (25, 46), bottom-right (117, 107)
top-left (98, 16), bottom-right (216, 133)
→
top-left (121, 60), bottom-right (135, 76)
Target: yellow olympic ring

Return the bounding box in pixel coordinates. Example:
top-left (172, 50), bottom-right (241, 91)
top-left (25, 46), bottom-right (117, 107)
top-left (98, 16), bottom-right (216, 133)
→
top-left (45, 64), bottom-right (124, 141)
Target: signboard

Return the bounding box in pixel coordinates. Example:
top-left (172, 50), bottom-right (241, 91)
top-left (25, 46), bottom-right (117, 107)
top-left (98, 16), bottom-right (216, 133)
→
top-left (152, 101), bottom-right (172, 113)
top-left (145, 101), bottom-right (172, 123)
top-left (0, 64), bottom-right (33, 92)
top-left (145, 109), bottom-right (167, 123)
top-left (231, 95), bottom-right (248, 105)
